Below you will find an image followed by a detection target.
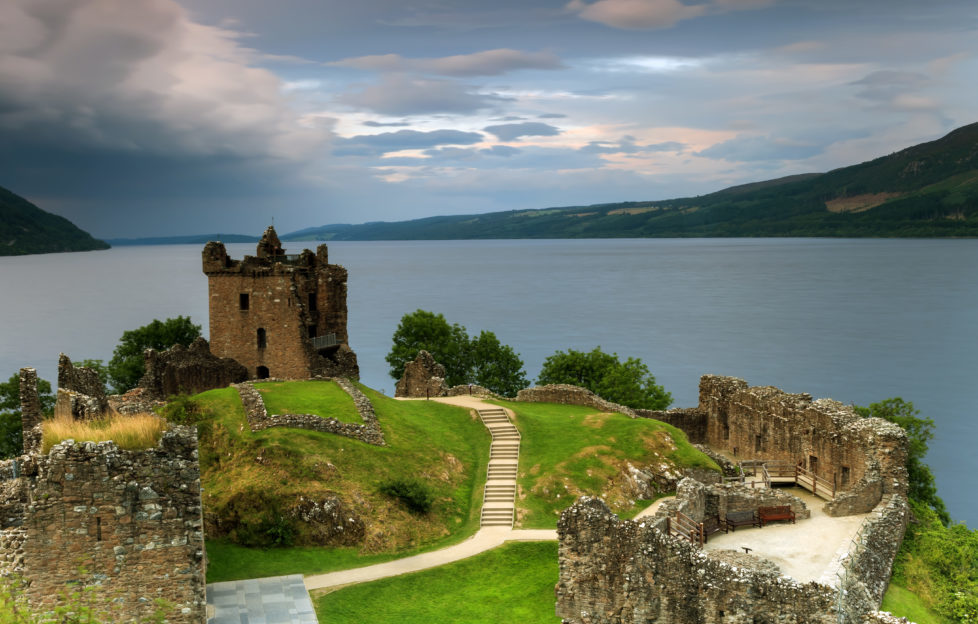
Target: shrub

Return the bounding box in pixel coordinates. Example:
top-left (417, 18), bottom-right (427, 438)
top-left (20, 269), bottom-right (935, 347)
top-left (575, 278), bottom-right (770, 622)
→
top-left (379, 478), bottom-right (435, 514)
top-left (158, 395), bottom-right (205, 426)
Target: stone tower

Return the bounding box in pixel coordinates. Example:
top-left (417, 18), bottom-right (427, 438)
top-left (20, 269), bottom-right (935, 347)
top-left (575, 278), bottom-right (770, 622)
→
top-left (201, 226), bottom-right (359, 380)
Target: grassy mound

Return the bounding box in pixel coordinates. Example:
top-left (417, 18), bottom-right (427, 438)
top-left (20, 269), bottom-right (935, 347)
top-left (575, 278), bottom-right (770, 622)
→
top-left (253, 380), bottom-right (361, 423)
top-left (189, 385), bottom-right (489, 582)
top-left (495, 400), bottom-right (719, 528)
top-left (312, 541), bottom-right (560, 624)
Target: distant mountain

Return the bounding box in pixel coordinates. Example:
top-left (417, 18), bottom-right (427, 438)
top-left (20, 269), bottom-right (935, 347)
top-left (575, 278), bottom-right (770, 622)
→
top-left (282, 122), bottom-right (978, 240)
top-left (106, 234), bottom-right (259, 246)
top-left (0, 185), bottom-right (110, 256)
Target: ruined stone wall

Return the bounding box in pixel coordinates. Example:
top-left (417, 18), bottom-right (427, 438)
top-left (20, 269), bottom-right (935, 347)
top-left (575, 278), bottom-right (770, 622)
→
top-left (57, 354), bottom-right (108, 411)
top-left (657, 477), bottom-right (811, 526)
top-left (445, 384), bottom-right (497, 398)
top-left (516, 384), bottom-right (638, 417)
top-left (636, 407), bottom-right (708, 443)
top-left (19, 368), bottom-right (42, 454)
top-left (395, 350), bottom-right (449, 398)
top-left (698, 376), bottom-right (908, 514)
top-left (839, 494), bottom-right (910, 615)
top-left (21, 428), bottom-right (205, 623)
top-left (235, 380), bottom-right (385, 446)
top-left (203, 228), bottom-right (358, 381)
top-left (139, 337), bottom-right (248, 399)
top-left (556, 497), bottom-right (839, 624)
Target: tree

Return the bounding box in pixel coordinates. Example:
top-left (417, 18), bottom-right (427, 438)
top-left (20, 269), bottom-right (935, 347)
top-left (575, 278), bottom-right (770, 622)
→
top-left (468, 331), bottom-right (529, 398)
top-left (537, 347), bottom-right (672, 410)
top-left (386, 310), bottom-right (529, 396)
top-left (854, 397), bottom-right (949, 525)
top-left (0, 372), bottom-right (54, 458)
top-left (107, 316), bottom-right (201, 393)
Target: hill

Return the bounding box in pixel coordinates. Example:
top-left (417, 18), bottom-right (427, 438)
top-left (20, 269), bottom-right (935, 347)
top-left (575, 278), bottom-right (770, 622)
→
top-left (283, 122), bottom-right (978, 240)
top-left (106, 233), bottom-right (259, 246)
top-left (0, 185), bottom-right (110, 255)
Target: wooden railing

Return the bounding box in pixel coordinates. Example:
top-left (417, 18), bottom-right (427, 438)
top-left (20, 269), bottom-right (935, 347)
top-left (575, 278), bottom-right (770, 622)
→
top-left (795, 465), bottom-right (836, 500)
top-left (667, 510), bottom-right (705, 547)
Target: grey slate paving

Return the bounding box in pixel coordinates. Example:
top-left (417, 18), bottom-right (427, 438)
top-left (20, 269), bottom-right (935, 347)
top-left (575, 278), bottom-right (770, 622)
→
top-left (207, 575), bottom-right (318, 624)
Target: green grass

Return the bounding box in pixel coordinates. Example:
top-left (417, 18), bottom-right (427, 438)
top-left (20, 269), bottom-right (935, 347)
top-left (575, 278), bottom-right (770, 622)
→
top-left (881, 584), bottom-right (952, 624)
top-left (195, 385), bottom-right (490, 582)
top-left (312, 541), bottom-right (560, 624)
top-left (493, 400), bottom-right (718, 529)
top-left (254, 380), bottom-right (360, 423)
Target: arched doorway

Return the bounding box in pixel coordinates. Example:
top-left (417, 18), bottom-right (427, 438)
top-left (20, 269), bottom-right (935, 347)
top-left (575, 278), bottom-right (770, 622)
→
top-left (256, 366), bottom-right (270, 379)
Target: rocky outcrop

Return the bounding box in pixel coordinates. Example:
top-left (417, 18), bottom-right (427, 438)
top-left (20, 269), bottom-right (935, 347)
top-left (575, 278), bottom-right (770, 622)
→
top-left (290, 495), bottom-right (365, 546)
top-left (395, 351), bottom-right (449, 398)
top-left (138, 337), bottom-right (248, 400)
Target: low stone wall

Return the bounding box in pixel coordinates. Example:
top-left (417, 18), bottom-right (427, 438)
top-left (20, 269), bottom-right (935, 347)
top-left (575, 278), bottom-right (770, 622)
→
top-left (556, 497), bottom-right (838, 624)
top-left (839, 494), bottom-right (910, 616)
top-left (657, 477), bottom-right (811, 525)
top-left (235, 379), bottom-right (385, 446)
top-left (21, 427), bottom-right (205, 623)
top-left (445, 384), bottom-right (498, 398)
top-left (516, 384), bottom-right (637, 417)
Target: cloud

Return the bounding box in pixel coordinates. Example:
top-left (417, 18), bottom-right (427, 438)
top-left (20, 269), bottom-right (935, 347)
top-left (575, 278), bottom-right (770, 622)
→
top-left (334, 129), bottom-right (484, 156)
top-left (332, 48), bottom-right (564, 76)
top-left (695, 134), bottom-right (824, 162)
top-left (539, 113), bottom-right (568, 119)
top-left (567, 0), bottom-right (775, 30)
top-left (850, 70), bottom-right (931, 102)
top-left (567, 0), bottom-right (706, 29)
top-left (338, 74), bottom-right (510, 115)
top-left (483, 122), bottom-right (562, 141)
top-left (0, 0), bottom-right (327, 162)
top-left (363, 120), bottom-right (412, 127)
top-left (581, 137), bottom-right (685, 154)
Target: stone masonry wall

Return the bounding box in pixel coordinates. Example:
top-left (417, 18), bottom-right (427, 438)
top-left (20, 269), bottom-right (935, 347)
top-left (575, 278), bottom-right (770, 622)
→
top-left (57, 354), bottom-right (108, 412)
top-left (516, 384), bottom-right (638, 417)
top-left (19, 368), bottom-right (43, 454)
top-left (635, 407), bottom-right (708, 443)
top-left (556, 496), bottom-right (909, 624)
top-left (698, 375), bottom-right (908, 515)
top-left (395, 350), bottom-right (449, 398)
top-left (21, 427), bottom-right (206, 623)
top-left (235, 380), bottom-right (385, 446)
top-left (139, 337), bottom-right (248, 399)
top-left (556, 497), bottom-right (839, 624)
top-left (658, 476), bottom-right (812, 525)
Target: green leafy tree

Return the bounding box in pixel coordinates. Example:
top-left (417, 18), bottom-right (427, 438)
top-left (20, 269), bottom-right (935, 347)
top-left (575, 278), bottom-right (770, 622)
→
top-left (386, 310), bottom-right (529, 395)
top-left (386, 310), bottom-right (472, 387)
top-left (854, 398), bottom-right (949, 525)
top-left (537, 347), bottom-right (672, 410)
top-left (107, 316), bottom-right (201, 394)
top-left (0, 372), bottom-right (54, 459)
top-left (468, 331), bottom-right (529, 398)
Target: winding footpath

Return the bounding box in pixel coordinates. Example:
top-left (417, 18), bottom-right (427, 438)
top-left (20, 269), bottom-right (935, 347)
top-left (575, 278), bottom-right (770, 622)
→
top-left (302, 396), bottom-right (555, 592)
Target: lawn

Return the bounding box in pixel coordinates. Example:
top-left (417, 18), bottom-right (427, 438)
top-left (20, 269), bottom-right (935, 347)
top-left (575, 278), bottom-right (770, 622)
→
top-left (195, 385), bottom-right (490, 582)
top-left (253, 380), bottom-right (360, 423)
top-left (312, 541), bottom-right (560, 624)
top-left (493, 400), bottom-right (719, 529)
top-left (881, 584), bottom-right (952, 624)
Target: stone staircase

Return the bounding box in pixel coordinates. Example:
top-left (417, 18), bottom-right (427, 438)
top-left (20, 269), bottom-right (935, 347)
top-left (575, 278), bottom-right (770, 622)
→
top-left (478, 407), bottom-right (520, 528)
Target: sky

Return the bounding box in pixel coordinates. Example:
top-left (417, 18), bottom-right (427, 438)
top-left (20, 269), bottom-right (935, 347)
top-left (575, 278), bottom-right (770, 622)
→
top-left (1, 0), bottom-right (976, 238)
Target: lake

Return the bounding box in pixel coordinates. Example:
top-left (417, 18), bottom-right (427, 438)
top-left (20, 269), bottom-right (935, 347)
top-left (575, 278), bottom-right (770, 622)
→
top-left (1, 238), bottom-right (976, 525)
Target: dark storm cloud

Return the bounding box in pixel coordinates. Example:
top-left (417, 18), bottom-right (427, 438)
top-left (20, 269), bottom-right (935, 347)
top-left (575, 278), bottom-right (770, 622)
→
top-left (483, 122), bottom-right (562, 140)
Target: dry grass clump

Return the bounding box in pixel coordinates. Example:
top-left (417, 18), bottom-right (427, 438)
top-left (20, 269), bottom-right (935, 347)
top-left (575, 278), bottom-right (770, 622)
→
top-left (42, 409), bottom-right (168, 452)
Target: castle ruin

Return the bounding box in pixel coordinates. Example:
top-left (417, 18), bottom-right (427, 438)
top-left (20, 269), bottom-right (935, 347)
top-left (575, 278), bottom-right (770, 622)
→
top-left (202, 226), bottom-right (358, 380)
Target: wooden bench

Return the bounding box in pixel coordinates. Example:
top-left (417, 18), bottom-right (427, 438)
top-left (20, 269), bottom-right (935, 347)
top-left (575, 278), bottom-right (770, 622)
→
top-left (724, 510), bottom-right (760, 531)
top-left (703, 514), bottom-right (727, 542)
top-left (758, 505), bottom-right (796, 527)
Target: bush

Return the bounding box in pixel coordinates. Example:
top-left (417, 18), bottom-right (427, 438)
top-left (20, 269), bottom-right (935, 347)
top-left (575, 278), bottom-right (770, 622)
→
top-left (379, 478), bottom-right (435, 514)
top-left (158, 395), bottom-right (206, 426)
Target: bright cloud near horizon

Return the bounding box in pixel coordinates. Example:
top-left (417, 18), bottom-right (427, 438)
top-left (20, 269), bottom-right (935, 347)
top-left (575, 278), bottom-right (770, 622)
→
top-left (0, 0), bottom-right (975, 237)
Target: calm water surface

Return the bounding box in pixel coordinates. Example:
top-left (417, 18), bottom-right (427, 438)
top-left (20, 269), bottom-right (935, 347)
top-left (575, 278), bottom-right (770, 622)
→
top-left (1, 238), bottom-right (976, 525)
